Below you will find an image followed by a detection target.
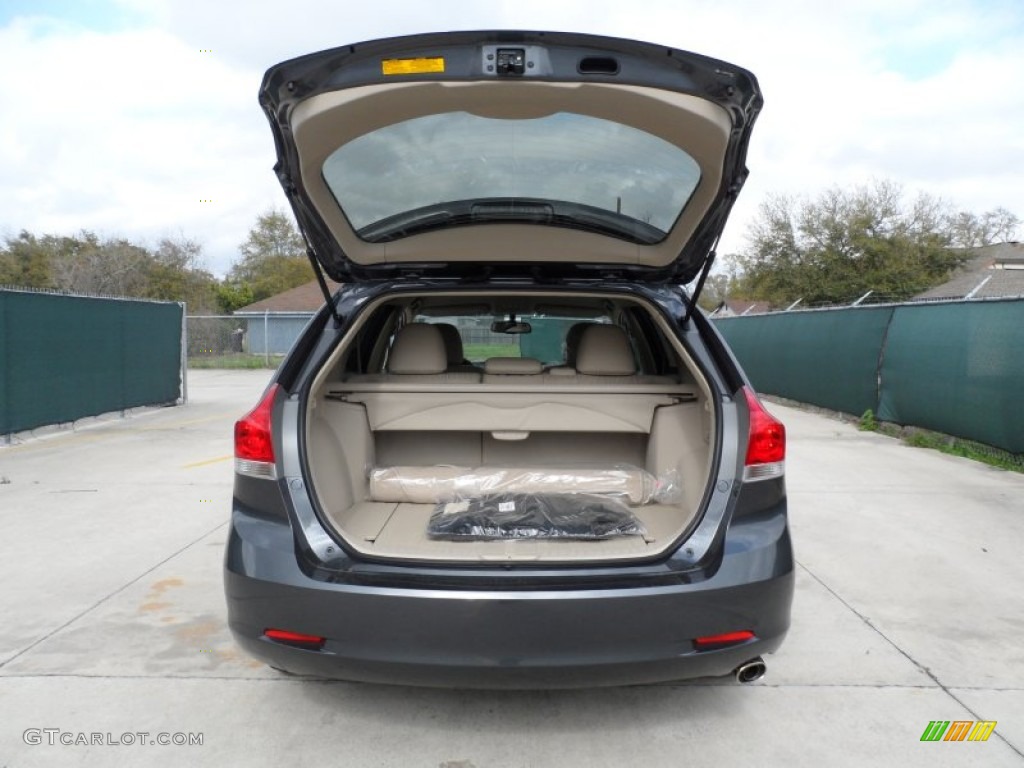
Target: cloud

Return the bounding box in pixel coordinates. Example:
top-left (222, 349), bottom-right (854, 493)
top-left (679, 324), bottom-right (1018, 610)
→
top-left (0, 0), bottom-right (1021, 278)
top-left (0, 14), bottom-right (284, 276)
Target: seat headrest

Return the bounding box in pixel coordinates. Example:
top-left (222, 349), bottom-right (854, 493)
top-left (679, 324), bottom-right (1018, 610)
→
top-left (387, 323), bottom-right (447, 374)
top-left (575, 325), bottom-right (637, 375)
top-left (563, 322), bottom-right (596, 367)
top-left (483, 357), bottom-right (543, 375)
top-left (434, 323), bottom-right (465, 365)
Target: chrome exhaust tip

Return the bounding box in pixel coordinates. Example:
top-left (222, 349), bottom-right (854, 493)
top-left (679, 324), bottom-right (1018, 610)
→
top-left (734, 657), bottom-right (766, 684)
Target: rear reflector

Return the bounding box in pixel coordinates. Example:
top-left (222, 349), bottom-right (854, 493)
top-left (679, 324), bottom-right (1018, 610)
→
top-left (235, 383), bottom-right (280, 479)
top-left (263, 628), bottom-right (325, 648)
top-left (742, 386), bottom-right (785, 482)
top-left (693, 630), bottom-right (755, 649)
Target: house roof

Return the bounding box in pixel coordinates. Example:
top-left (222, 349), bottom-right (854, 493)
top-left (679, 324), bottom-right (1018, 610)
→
top-left (914, 242), bottom-right (1024, 300)
top-left (235, 279), bottom-right (342, 313)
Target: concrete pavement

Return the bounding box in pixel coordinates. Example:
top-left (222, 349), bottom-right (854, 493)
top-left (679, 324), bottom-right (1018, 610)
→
top-left (1, 369), bottom-right (1022, 767)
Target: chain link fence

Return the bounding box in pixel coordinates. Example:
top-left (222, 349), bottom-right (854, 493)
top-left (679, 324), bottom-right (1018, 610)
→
top-left (186, 313), bottom-right (314, 368)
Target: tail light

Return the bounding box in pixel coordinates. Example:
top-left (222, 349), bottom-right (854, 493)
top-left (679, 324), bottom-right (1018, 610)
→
top-left (693, 630), bottom-right (756, 650)
top-left (234, 383), bottom-right (280, 479)
top-left (742, 386), bottom-right (785, 481)
top-left (263, 628), bottom-right (325, 649)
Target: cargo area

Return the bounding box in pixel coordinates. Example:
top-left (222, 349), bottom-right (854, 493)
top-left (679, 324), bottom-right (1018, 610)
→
top-left (302, 292), bottom-right (718, 563)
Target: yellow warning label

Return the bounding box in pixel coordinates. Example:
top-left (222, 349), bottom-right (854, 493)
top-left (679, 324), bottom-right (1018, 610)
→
top-left (382, 57), bottom-right (445, 76)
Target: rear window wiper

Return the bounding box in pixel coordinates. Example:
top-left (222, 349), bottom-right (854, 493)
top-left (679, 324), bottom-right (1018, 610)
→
top-left (357, 198), bottom-right (666, 245)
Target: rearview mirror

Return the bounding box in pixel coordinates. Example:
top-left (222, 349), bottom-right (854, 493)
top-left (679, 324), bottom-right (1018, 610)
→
top-left (491, 320), bottom-right (532, 334)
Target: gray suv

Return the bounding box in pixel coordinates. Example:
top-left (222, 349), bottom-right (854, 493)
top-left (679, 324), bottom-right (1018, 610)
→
top-left (224, 30), bottom-right (793, 688)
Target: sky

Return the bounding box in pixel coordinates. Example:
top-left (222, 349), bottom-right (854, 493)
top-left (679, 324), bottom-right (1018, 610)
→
top-left (0, 0), bottom-right (1022, 278)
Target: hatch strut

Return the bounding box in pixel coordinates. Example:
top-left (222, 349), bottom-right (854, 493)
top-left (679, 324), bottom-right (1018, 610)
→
top-left (306, 247), bottom-right (343, 325)
top-left (286, 187), bottom-right (343, 325)
top-left (682, 248), bottom-right (717, 327)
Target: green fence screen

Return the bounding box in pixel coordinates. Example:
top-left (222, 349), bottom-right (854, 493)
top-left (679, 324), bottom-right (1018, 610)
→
top-left (715, 307), bottom-right (893, 416)
top-left (714, 298), bottom-right (1024, 454)
top-left (1, 290), bottom-right (183, 435)
top-left (877, 301), bottom-right (1023, 454)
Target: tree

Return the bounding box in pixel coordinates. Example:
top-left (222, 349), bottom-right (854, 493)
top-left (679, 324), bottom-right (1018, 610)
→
top-left (144, 236), bottom-right (219, 312)
top-left (946, 207), bottom-right (1021, 248)
top-left (23, 231), bottom-right (153, 297)
top-left (1, 229), bottom-right (221, 309)
top-left (0, 231), bottom-right (53, 288)
top-left (215, 282), bottom-right (255, 313)
top-left (730, 181), bottom-right (1017, 307)
top-left (696, 270), bottom-right (742, 311)
top-left (225, 209), bottom-right (311, 304)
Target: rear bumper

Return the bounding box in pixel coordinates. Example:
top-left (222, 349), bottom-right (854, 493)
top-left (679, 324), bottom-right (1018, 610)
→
top-left (224, 506), bottom-right (793, 689)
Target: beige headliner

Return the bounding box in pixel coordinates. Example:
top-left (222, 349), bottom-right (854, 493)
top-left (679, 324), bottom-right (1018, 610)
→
top-left (290, 80), bottom-right (733, 268)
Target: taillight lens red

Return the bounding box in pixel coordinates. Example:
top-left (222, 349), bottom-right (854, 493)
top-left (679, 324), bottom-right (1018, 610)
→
top-left (693, 630), bottom-right (755, 649)
top-left (742, 386), bottom-right (785, 479)
top-left (234, 383), bottom-right (279, 466)
top-left (263, 628), bottom-right (325, 648)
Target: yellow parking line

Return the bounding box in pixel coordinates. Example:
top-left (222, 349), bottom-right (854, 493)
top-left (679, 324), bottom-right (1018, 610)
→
top-left (1, 411), bottom-right (238, 454)
top-left (183, 454), bottom-right (233, 469)
top-left (139, 412), bottom-right (238, 431)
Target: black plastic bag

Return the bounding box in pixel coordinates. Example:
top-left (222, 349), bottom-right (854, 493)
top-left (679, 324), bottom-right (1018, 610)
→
top-left (427, 492), bottom-right (646, 540)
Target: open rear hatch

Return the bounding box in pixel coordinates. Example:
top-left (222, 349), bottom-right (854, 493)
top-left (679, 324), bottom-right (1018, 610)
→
top-left (256, 32), bottom-right (762, 563)
top-left (260, 30), bottom-right (762, 292)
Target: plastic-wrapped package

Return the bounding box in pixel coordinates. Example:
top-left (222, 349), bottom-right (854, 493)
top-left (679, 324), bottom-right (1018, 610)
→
top-left (369, 465), bottom-right (682, 506)
top-left (427, 492), bottom-right (647, 540)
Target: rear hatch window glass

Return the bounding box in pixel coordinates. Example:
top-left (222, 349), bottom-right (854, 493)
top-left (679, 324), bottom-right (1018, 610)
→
top-left (324, 112), bottom-right (700, 244)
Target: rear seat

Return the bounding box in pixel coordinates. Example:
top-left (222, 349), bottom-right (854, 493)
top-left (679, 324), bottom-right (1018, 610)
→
top-left (435, 323), bottom-right (480, 373)
top-left (338, 324), bottom-right (680, 390)
top-left (545, 321), bottom-right (595, 376)
top-left (482, 356), bottom-right (545, 384)
top-left (346, 323), bottom-right (480, 384)
top-left (566, 324), bottom-right (678, 385)
top-left (331, 324), bottom-right (693, 432)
